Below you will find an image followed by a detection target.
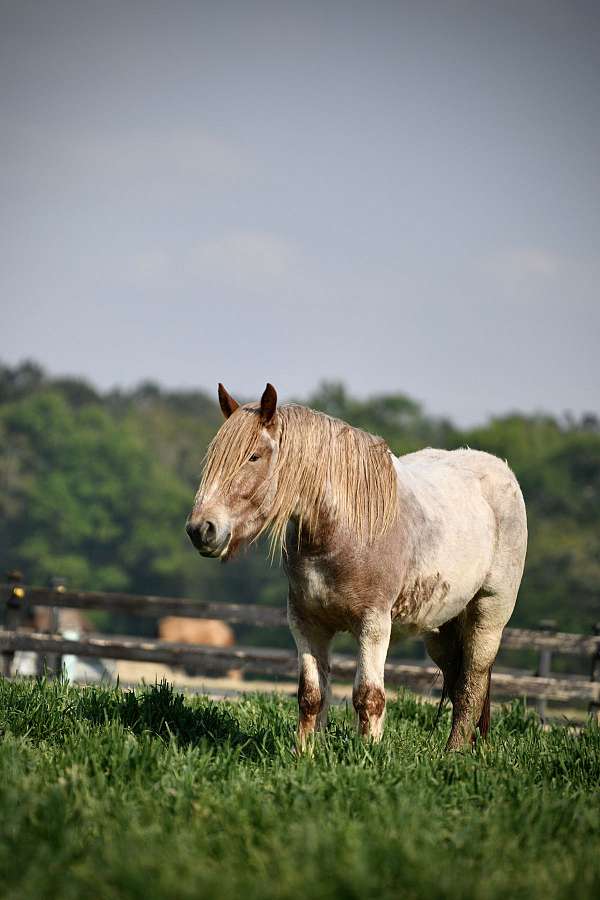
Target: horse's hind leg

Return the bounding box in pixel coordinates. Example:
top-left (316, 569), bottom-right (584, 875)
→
top-left (445, 593), bottom-right (511, 751)
top-left (445, 462), bottom-right (527, 749)
top-left (424, 617), bottom-right (463, 709)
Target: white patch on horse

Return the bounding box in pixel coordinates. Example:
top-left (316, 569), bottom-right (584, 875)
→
top-left (303, 564), bottom-right (329, 605)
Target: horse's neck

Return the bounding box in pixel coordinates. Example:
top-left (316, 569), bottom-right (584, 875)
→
top-left (285, 501), bottom-right (345, 559)
top-left (285, 462), bottom-right (418, 560)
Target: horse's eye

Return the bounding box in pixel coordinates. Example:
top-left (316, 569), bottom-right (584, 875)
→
top-left (249, 453), bottom-right (260, 462)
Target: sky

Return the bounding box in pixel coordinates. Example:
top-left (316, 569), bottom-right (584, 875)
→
top-left (1, 0), bottom-right (599, 425)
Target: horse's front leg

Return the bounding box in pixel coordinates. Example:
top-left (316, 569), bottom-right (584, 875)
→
top-left (353, 609), bottom-right (391, 741)
top-left (288, 607), bottom-right (333, 751)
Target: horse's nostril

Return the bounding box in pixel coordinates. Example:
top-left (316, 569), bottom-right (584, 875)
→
top-left (186, 518), bottom-right (225, 553)
top-left (200, 520), bottom-right (216, 543)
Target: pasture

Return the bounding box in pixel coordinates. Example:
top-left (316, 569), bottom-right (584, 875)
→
top-left (0, 678), bottom-right (598, 900)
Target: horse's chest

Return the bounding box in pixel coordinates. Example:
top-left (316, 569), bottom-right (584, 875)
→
top-left (290, 560), bottom-right (332, 606)
top-left (287, 559), bottom-right (352, 626)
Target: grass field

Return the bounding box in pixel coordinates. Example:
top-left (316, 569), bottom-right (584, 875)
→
top-left (0, 678), bottom-right (598, 900)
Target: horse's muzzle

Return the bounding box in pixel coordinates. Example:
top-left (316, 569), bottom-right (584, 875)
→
top-left (186, 518), bottom-right (231, 558)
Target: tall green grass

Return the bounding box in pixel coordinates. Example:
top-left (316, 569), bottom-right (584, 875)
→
top-left (0, 678), bottom-right (598, 900)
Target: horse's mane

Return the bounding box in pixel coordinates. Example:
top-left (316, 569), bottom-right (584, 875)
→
top-left (199, 404), bottom-right (399, 553)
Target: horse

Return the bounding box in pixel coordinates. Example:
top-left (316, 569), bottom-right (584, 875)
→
top-left (186, 383), bottom-right (527, 750)
top-left (158, 616), bottom-right (241, 679)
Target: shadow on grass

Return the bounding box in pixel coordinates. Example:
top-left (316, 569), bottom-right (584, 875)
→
top-left (77, 679), bottom-right (282, 756)
top-left (0, 676), bottom-right (285, 759)
top-left (1, 675), bottom-right (553, 767)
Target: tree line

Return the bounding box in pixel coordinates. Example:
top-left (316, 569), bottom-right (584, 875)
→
top-left (1, 361), bottom-right (599, 635)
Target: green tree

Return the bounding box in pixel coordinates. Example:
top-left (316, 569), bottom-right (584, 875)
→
top-left (1, 363), bottom-right (598, 637)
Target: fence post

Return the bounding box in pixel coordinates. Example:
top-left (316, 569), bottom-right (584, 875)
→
top-left (535, 619), bottom-right (556, 721)
top-left (1, 570), bottom-right (27, 677)
top-left (36, 576), bottom-right (65, 678)
top-left (589, 622), bottom-right (600, 722)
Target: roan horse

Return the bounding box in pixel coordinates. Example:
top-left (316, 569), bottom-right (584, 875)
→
top-left (186, 383), bottom-right (527, 750)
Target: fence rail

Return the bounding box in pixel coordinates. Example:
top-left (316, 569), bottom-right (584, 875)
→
top-left (5, 585), bottom-right (286, 627)
top-left (1, 630), bottom-right (599, 704)
top-left (2, 580), bottom-right (599, 711)
top-left (3, 584), bottom-right (600, 656)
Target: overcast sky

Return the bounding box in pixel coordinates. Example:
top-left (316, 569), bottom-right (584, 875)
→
top-left (1, 0), bottom-right (599, 424)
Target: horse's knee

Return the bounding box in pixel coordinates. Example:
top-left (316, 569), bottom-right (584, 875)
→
top-left (298, 672), bottom-right (323, 719)
top-left (353, 683), bottom-right (386, 735)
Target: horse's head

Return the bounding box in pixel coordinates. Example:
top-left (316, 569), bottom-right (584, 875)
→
top-left (186, 383), bottom-right (279, 560)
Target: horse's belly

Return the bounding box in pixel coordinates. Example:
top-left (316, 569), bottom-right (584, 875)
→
top-left (392, 531), bottom-right (495, 632)
top-left (392, 576), bottom-right (482, 634)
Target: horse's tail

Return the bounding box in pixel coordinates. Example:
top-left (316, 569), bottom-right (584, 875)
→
top-left (476, 668), bottom-right (492, 738)
top-left (432, 676), bottom-right (448, 733)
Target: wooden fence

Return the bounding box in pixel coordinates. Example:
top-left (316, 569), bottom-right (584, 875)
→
top-left (1, 576), bottom-right (600, 713)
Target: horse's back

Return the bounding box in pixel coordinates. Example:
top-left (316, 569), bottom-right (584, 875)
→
top-left (395, 446), bottom-right (526, 545)
top-left (395, 447), bottom-right (523, 512)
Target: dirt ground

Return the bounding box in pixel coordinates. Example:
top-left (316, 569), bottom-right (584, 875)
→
top-left (114, 659), bottom-right (362, 702)
top-left (113, 661), bottom-right (593, 724)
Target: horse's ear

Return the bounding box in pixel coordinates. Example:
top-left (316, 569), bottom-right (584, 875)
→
top-left (218, 383), bottom-right (239, 418)
top-left (259, 383), bottom-right (277, 425)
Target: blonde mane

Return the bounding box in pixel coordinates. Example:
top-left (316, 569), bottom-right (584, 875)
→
top-left (199, 404), bottom-right (399, 553)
